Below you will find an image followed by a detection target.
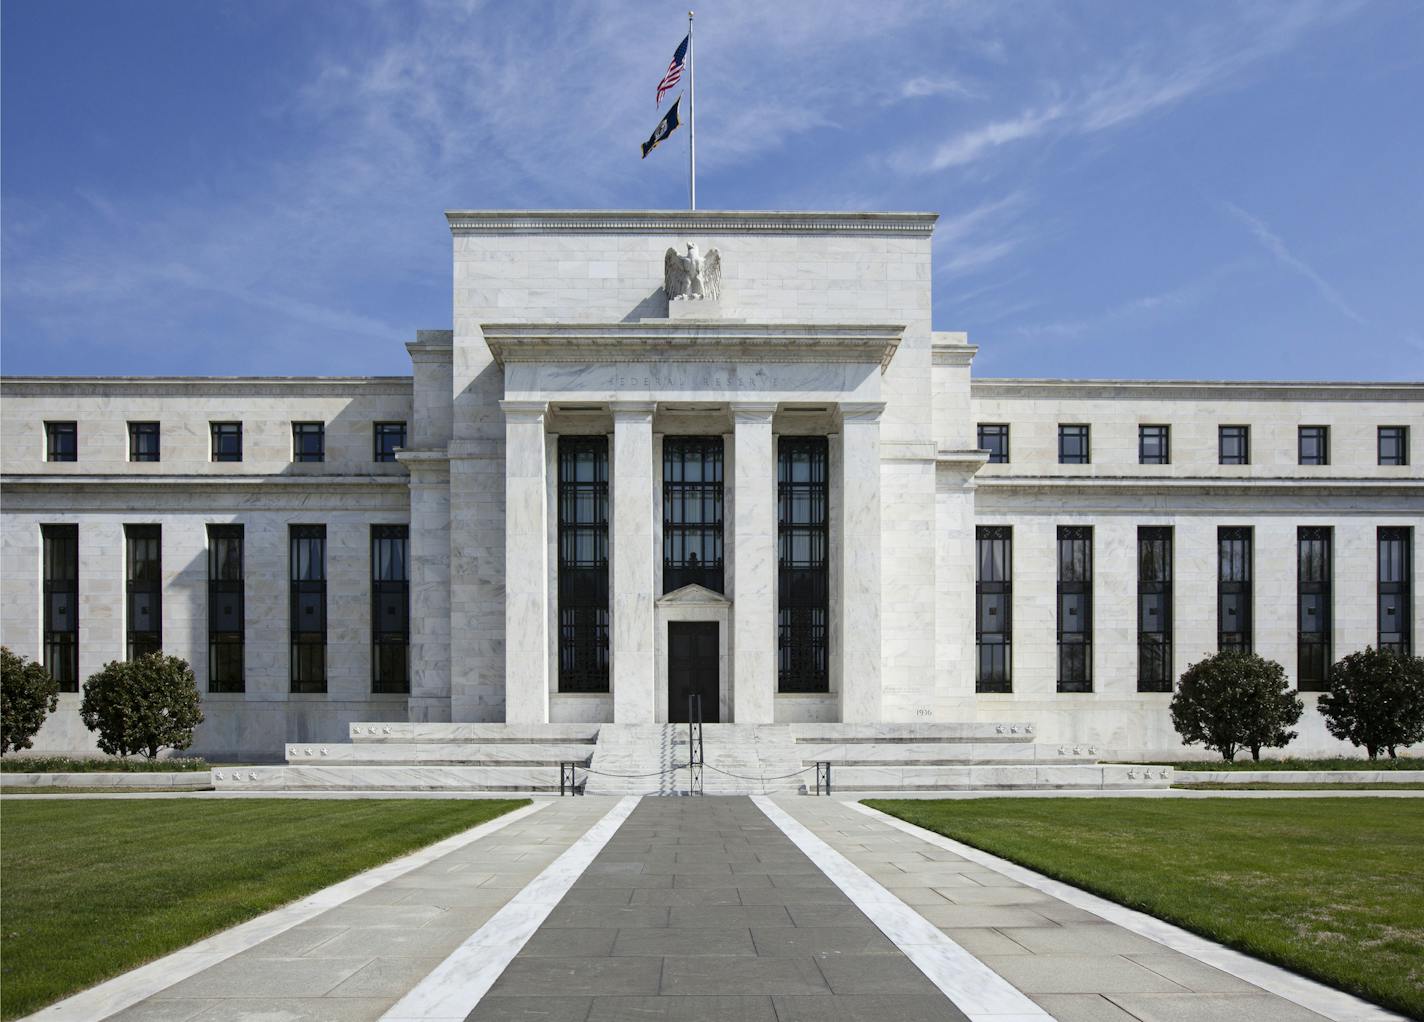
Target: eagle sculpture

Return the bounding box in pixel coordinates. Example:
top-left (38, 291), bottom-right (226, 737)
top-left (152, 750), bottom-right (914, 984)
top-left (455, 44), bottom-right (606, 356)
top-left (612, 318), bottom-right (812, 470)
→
top-left (664, 243), bottom-right (722, 301)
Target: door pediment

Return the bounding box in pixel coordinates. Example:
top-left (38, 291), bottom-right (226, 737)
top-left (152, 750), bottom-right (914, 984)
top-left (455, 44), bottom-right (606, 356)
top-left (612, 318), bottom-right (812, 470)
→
top-left (657, 583), bottom-right (731, 608)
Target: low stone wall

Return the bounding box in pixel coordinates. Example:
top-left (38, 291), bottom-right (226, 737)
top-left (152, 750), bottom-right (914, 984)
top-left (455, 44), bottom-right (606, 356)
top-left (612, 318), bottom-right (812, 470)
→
top-left (1180, 770), bottom-right (1424, 785)
top-left (2, 771), bottom-right (212, 789)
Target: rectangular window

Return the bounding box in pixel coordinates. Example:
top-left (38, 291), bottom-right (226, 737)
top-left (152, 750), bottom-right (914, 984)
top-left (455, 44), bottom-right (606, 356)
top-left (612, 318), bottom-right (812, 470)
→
top-left (1058, 424), bottom-right (1091, 465)
top-left (373, 422), bottom-right (407, 463)
top-left (45, 421), bottom-right (77, 462)
top-left (1057, 526), bottom-right (1093, 691)
top-left (1219, 425), bottom-right (1250, 465)
top-left (1379, 426), bottom-right (1409, 466)
top-left (211, 422), bottom-right (242, 462)
top-left (1138, 527), bottom-right (1173, 692)
top-left (292, 422), bottom-right (325, 463)
top-left (42, 524), bottom-right (79, 692)
top-left (1139, 425), bottom-right (1170, 465)
top-left (1298, 426), bottom-right (1329, 466)
top-left (290, 525), bottom-right (326, 692)
top-left (778, 436), bottom-right (829, 693)
top-left (558, 437), bottom-right (610, 692)
top-left (371, 525), bottom-right (410, 693)
top-left (1297, 527), bottom-right (1333, 691)
top-left (1218, 526), bottom-right (1253, 652)
top-left (128, 422), bottom-right (160, 463)
top-left (1379, 527), bottom-right (1412, 656)
top-left (125, 524), bottom-right (162, 660)
top-left (663, 436), bottom-right (725, 594)
top-left (978, 424), bottom-right (1010, 464)
top-left (207, 525), bottom-right (244, 693)
top-left (975, 526), bottom-right (1012, 693)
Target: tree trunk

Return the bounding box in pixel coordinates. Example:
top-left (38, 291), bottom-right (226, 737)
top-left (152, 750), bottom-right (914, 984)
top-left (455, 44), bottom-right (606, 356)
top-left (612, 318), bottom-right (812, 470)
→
top-left (1250, 744), bottom-right (1261, 761)
top-left (1366, 744), bottom-right (1378, 760)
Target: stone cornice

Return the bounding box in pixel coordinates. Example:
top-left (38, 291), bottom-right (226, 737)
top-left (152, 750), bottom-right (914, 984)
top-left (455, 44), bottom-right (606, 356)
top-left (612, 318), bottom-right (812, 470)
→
top-left (976, 475), bottom-right (1424, 497)
top-left (0, 377), bottom-right (413, 397)
top-left (971, 379), bottom-right (1423, 402)
top-left (481, 322), bottom-right (904, 372)
top-left (0, 474), bottom-right (408, 492)
top-left (446, 209), bottom-right (937, 236)
top-left (931, 344), bottom-right (979, 368)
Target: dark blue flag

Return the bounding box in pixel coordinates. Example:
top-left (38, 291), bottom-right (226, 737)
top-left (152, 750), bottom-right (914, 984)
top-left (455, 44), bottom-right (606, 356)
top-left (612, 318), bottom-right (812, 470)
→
top-left (642, 96), bottom-right (682, 159)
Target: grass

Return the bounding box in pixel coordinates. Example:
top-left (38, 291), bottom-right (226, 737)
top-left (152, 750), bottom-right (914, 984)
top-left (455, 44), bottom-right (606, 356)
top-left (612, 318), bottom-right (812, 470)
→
top-left (0, 797), bottom-right (526, 1019)
top-left (1174, 781), bottom-right (1424, 791)
top-left (0, 756), bottom-right (210, 773)
top-left (1130, 757), bottom-right (1424, 772)
top-left (865, 797), bottom-right (1424, 1019)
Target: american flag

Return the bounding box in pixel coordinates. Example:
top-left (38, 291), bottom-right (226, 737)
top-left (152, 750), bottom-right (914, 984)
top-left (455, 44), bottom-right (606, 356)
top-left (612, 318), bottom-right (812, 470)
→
top-left (656, 34), bottom-right (689, 106)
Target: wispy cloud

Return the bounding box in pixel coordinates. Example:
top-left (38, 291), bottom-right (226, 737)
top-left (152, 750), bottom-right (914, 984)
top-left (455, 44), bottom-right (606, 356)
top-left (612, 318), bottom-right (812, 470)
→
top-left (1220, 201), bottom-right (1367, 326)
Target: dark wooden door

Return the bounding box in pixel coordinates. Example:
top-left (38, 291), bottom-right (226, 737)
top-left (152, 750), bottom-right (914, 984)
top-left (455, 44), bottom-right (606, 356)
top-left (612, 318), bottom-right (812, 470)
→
top-left (668, 622), bottom-right (719, 723)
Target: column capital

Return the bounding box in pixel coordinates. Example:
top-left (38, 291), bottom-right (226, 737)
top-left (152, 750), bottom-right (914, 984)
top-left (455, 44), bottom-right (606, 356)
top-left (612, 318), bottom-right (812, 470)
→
top-left (609, 401), bottom-right (657, 421)
top-left (839, 401), bottom-right (886, 424)
top-left (499, 400), bottom-right (547, 423)
top-left (731, 401), bottom-right (778, 424)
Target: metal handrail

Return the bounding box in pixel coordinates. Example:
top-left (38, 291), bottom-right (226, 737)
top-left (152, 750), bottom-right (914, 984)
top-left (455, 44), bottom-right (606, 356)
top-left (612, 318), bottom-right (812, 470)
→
top-left (687, 693), bottom-right (705, 796)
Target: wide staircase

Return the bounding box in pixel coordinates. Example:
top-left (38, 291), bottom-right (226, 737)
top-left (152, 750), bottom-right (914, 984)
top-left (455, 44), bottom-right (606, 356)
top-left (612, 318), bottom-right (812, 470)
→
top-left (213, 720), bottom-right (1171, 793)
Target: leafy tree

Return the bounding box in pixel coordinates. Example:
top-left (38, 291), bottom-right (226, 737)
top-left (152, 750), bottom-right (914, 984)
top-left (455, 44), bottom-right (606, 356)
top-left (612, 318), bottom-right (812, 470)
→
top-left (1, 647), bottom-right (60, 755)
top-left (1317, 646), bottom-right (1424, 760)
top-left (80, 653), bottom-right (204, 760)
top-left (1170, 650), bottom-right (1304, 762)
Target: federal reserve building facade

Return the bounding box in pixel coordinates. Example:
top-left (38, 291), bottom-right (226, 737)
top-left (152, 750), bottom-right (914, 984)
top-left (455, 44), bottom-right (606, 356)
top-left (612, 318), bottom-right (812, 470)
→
top-left (2, 209), bottom-right (1420, 777)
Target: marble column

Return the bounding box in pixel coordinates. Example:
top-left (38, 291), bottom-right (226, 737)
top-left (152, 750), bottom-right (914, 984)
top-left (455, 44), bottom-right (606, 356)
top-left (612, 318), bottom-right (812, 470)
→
top-left (501, 401), bottom-right (549, 724)
top-left (839, 402), bottom-right (883, 722)
top-left (732, 403), bottom-right (778, 723)
top-left (611, 402), bottom-right (657, 724)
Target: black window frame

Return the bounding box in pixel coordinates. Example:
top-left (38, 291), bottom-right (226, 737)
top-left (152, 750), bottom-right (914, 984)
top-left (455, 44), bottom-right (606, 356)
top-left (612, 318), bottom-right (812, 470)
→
top-left (1378, 527), bottom-right (1412, 656)
top-left (1057, 526), bottom-right (1093, 692)
top-left (1219, 425), bottom-right (1250, 465)
top-left (292, 422), bottom-right (325, 463)
top-left (1218, 526), bottom-right (1253, 652)
top-left (1137, 526), bottom-right (1173, 692)
top-left (1297, 526), bottom-right (1332, 692)
top-left (975, 526), bottom-right (1012, 693)
top-left (42, 524), bottom-right (79, 692)
top-left (207, 524), bottom-right (245, 693)
top-left (289, 524), bottom-right (327, 692)
top-left (1058, 424), bottom-right (1091, 465)
top-left (1298, 425), bottom-right (1329, 466)
top-left (977, 424), bottom-right (1010, 464)
top-left (125, 524), bottom-right (162, 660)
top-left (211, 422), bottom-right (243, 463)
top-left (371, 525), bottom-right (410, 694)
top-left (1378, 426), bottom-right (1409, 466)
top-left (663, 436), bottom-right (725, 594)
top-left (778, 436), bottom-right (830, 693)
top-left (373, 421), bottom-right (407, 463)
top-left (558, 436), bottom-right (610, 693)
top-left (45, 421), bottom-right (77, 462)
top-left (128, 421), bottom-right (160, 463)
top-left (1138, 425), bottom-right (1170, 465)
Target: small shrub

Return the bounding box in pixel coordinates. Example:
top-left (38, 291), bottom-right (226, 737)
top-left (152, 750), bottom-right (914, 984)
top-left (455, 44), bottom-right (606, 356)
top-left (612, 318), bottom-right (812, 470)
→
top-left (79, 654), bottom-right (204, 760)
top-left (1, 647), bottom-right (60, 755)
top-left (1170, 650), bottom-right (1304, 762)
top-left (1318, 647), bottom-right (1424, 760)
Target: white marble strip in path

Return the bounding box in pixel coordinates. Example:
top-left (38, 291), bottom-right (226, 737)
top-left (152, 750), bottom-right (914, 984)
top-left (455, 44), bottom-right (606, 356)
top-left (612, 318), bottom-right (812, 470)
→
top-left (381, 794), bottom-right (642, 1022)
top-left (850, 801), bottom-right (1405, 1022)
top-left (21, 799), bottom-right (551, 1022)
top-left (751, 795), bottom-right (1052, 1022)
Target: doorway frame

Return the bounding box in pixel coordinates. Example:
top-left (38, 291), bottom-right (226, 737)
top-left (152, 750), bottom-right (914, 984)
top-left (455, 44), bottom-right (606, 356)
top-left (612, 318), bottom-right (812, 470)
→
top-left (655, 584), bottom-right (730, 723)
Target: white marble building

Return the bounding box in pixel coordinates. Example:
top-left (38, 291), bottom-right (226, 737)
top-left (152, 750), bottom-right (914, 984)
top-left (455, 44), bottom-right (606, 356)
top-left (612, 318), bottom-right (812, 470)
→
top-left (2, 210), bottom-right (1420, 761)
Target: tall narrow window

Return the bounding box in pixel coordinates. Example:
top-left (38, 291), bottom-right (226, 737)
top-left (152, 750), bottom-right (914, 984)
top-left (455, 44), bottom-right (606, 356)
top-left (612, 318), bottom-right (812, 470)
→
top-left (208, 525), bottom-right (244, 693)
top-left (1379, 426), bottom-right (1409, 466)
top-left (1139, 425), bottom-right (1170, 465)
top-left (1219, 425), bottom-right (1250, 465)
top-left (978, 424), bottom-right (1010, 464)
top-left (975, 526), bottom-right (1012, 693)
top-left (778, 436), bottom-right (829, 692)
top-left (211, 422), bottom-right (242, 462)
top-left (42, 524), bottom-right (79, 691)
top-left (45, 421), bottom-right (77, 462)
top-left (373, 422), bottom-right (407, 463)
top-left (663, 436), bottom-right (724, 593)
top-left (1298, 426), bottom-right (1329, 465)
top-left (1378, 527), bottom-right (1412, 656)
top-left (1058, 425), bottom-right (1091, 464)
top-left (128, 422), bottom-right (160, 462)
top-left (292, 422), bottom-right (325, 463)
top-left (558, 437), bottom-right (609, 692)
top-left (1057, 526), bottom-right (1093, 692)
top-left (1218, 526), bottom-right (1253, 652)
top-left (290, 525), bottom-right (326, 692)
top-left (372, 525), bottom-right (410, 693)
top-left (1138, 527), bottom-right (1173, 692)
top-left (1297, 527), bottom-right (1332, 691)
top-left (125, 524), bottom-right (162, 659)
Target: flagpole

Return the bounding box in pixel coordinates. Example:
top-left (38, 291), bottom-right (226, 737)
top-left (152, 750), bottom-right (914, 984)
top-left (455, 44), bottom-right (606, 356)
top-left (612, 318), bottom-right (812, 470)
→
top-left (687, 10), bottom-right (696, 210)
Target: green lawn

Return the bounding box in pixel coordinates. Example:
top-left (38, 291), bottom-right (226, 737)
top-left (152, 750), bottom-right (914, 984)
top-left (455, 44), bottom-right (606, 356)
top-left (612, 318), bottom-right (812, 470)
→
top-left (0, 797), bottom-right (526, 1019)
top-left (0, 756), bottom-right (211, 772)
top-left (1132, 757), bottom-right (1424, 772)
top-left (865, 797), bottom-right (1424, 1019)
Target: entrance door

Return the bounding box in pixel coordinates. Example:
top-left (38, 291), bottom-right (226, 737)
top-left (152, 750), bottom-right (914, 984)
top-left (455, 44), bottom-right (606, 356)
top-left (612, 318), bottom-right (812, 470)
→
top-left (668, 622), bottom-right (719, 723)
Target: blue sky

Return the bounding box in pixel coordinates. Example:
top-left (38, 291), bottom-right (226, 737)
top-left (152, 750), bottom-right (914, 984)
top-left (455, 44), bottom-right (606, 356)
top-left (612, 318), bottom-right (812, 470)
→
top-left (3, 0), bottom-right (1421, 380)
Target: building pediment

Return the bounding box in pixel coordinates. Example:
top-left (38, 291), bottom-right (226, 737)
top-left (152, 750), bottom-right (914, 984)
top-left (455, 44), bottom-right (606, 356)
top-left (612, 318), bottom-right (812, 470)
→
top-left (657, 583), bottom-right (731, 608)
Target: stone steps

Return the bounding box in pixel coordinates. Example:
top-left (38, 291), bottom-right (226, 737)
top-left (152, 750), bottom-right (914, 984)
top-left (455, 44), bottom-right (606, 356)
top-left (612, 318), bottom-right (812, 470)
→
top-left (818, 763), bottom-right (1174, 792)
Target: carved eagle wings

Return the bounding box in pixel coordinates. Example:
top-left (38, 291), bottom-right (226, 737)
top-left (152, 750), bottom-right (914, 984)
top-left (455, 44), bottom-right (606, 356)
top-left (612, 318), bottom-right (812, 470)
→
top-left (663, 245), bottom-right (722, 301)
